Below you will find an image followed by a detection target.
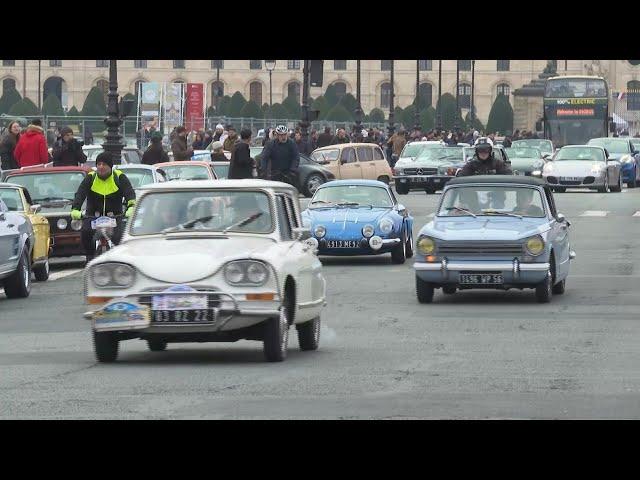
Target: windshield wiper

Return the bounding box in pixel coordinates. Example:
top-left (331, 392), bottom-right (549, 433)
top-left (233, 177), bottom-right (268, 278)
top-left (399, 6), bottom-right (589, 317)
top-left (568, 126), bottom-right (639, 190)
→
top-left (445, 206), bottom-right (477, 217)
top-left (310, 200), bottom-right (334, 205)
top-left (161, 214), bottom-right (218, 233)
top-left (222, 212), bottom-right (263, 233)
top-left (34, 197), bottom-right (72, 203)
top-left (481, 209), bottom-right (523, 219)
top-left (336, 202), bottom-right (361, 207)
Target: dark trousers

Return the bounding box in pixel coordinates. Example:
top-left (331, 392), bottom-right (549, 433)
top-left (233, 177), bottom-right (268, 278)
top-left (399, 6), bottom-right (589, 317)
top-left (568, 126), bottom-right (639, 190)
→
top-left (81, 217), bottom-right (125, 261)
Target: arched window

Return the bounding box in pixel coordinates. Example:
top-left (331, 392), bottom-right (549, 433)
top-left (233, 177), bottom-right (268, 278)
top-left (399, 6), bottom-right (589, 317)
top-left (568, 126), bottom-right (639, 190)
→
top-left (2, 78), bottom-right (16, 95)
top-left (418, 83), bottom-right (432, 108)
top-left (380, 82), bottom-right (392, 109)
top-left (287, 82), bottom-right (301, 103)
top-left (458, 83), bottom-right (471, 108)
top-left (333, 81), bottom-right (347, 99)
top-left (497, 83), bottom-right (511, 97)
top-left (628, 80), bottom-right (640, 111)
top-left (43, 76), bottom-right (68, 108)
top-left (211, 81), bottom-right (224, 106)
top-left (250, 81), bottom-right (262, 105)
top-left (96, 79), bottom-right (109, 104)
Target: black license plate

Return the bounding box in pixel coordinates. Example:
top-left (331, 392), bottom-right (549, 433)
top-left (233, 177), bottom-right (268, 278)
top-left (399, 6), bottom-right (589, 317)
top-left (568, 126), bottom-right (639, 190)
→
top-left (327, 240), bottom-right (359, 248)
top-left (459, 274), bottom-right (504, 285)
top-left (411, 176), bottom-right (427, 182)
top-left (152, 309), bottom-right (215, 324)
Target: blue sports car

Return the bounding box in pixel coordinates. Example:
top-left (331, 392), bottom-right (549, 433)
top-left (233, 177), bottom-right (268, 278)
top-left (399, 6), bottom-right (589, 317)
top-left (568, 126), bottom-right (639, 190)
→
top-left (301, 179), bottom-right (414, 263)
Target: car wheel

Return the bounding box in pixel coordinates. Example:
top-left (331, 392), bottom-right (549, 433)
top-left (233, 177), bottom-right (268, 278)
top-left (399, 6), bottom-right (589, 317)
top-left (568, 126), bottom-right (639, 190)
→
top-left (395, 183), bottom-right (409, 195)
top-left (391, 230), bottom-right (407, 264)
top-left (405, 226), bottom-right (414, 259)
top-left (93, 330), bottom-right (119, 363)
top-left (296, 316), bottom-right (320, 351)
top-left (304, 173), bottom-right (325, 197)
top-left (535, 268), bottom-right (553, 303)
top-left (627, 167), bottom-right (637, 188)
top-left (553, 187), bottom-right (566, 193)
top-left (416, 275), bottom-right (434, 304)
top-left (263, 307), bottom-right (289, 362)
top-left (147, 339), bottom-right (168, 352)
top-left (33, 259), bottom-right (50, 282)
top-left (597, 176), bottom-right (608, 193)
top-left (614, 173), bottom-right (623, 192)
top-left (552, 278), bottom-right (566, 294)
top-left (425, 187), bottom-right (436, 195)
top-left (442, 286), bottom-right (457, 295)
top-left (3, 249), bottom-right (31, 298)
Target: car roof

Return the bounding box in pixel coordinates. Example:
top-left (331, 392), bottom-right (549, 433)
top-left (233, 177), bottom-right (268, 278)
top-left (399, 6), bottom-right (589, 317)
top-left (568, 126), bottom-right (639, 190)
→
top-left (114, 164), bottom-right (158, 170)
top-left (560, 144), bottom-right (605, 149)
top-left (0, 182), bottom-right (24, 189)
top-left (139, 179), bottom-right (298, 192)
top-left (317, 179), bottom-right (389, 188)
top-left (156, 161), bottom-right (212, 167)
top-left (4, 166), bottom-right (91, 175)
top-left (314, 143), bottom-right (380, 150)
top-left (447, 175), bottom-right (547, 187)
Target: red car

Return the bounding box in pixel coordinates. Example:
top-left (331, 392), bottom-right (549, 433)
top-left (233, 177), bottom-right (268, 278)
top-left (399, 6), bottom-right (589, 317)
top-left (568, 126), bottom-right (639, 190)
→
top-left (4, 166), bottom-right (92, 257)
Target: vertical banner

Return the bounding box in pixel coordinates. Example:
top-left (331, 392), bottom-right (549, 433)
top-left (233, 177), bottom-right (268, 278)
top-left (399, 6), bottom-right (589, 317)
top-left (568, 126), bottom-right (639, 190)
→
top-left (163, 83), bottom-right (185, 135)
top-left (185, 83), bottom-right (204, 132)
top-left (140, 82), bottom-right (160, 128)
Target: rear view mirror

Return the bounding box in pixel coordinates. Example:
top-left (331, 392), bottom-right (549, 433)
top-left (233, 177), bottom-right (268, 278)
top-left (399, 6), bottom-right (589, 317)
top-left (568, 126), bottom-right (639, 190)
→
top-left (30, 204), bottom-right (41, 214)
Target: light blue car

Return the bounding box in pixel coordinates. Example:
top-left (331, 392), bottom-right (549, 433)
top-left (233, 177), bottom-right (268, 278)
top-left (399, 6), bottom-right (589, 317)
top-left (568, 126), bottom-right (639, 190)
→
top-left (413, 175), bottom-right (576, 303)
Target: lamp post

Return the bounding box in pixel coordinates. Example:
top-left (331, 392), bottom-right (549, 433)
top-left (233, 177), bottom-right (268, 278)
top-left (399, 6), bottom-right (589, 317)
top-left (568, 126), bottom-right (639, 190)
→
top-left (471, 60), bottom-right (475, 123)
top-left (454, 60), bottom-right (460, 132)
top-left (355, 59), bottom-right (363, 138)
top-left (300, 60), bottom-right (310, 144)
top-left (102, 60), bottom-right (124, 160)
top-left (214, 61), bottom-right (221, 113)
top-left (437, 60), bottom-right (442, 131)
top-left (22, 60), bottom-right (26, 98)
top-left (38, 60), bottom-right (41, 111)
top-left (265, 60), bottom-right (276, 108)
top-left (388, 60), bottom-right (395, 139)
top-left (414, 60), bottom-right (421, 134)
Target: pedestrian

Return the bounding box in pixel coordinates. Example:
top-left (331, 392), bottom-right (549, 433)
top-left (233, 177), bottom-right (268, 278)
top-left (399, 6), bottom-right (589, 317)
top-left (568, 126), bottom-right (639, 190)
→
top-left (15, 119), bottom-right (51, 168)
top-left (459, 137), bottom-right (512, 176)
top-left (387, 128), bottom-right (407, 167)
top-left (316, 126), bottom-right (333, 148)
top-left (310, 129), bottom-right (318, 151)
top-left (260, 125), bottom-right (299, 187)
top-left (192, 131), bottom-right (206, 149)
top-left (203, 130), bottom-right (213, 149)
top-left (210, 141), bottom-right (227, 162)
top-left (262, 128), bottom-right (272, 147)
top-left (213, 124), bottom-right (224, 142)
top-left (503, 136), bottom-right (512, 148)
top-left (229, 128), bottom-right (256, 179)
top-left (294, 131), bottom-right (312, 155)
top-left (0, 121), bottom-right (22, 171)
top-left (83, 125), bottom-right (94, 146)
top-left (223, 126), bottom-right (239, 153)
top-left (171, 126), bottom-right (194, 161)
top-left (330, 127), bottom-right (350, 145)
top-left (141, 131), bottom-right (170, 165)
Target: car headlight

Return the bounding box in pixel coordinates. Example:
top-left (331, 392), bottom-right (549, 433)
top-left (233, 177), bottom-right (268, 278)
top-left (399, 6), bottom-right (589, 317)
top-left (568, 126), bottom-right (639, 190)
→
top-left (417, 236), bottom-right (435, 255)
top-left (362, 224), bottom-right (375, 238)
top-left (70, 219), bottom-right (82, 231)
top-left (246, 262), bottom-right (269, 284)
top-left (91, 265), bottom-right (112, 287)
top-left (224, 261), bottom-right (270, 286)
top-left (112, 264), bottom-right (135, 287)
top-left (57, 218), bottom-right (68, 230)
top-left (393, 167), bottom-right (404, 175)
top-left (224, 262), bottom-right (245, 284)
top-left (525, 235), bottom-right (545, 256)
top-left (378, 218), bottom-right (393, 234)
top-left (314, 225), bottom-right (326, 238)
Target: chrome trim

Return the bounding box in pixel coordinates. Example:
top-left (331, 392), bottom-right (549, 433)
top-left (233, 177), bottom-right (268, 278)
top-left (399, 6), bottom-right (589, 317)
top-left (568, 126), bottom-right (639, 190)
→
top-left (381, 238), bottom-right (401, 245)
top-left (298, 297), bottom-right (325, 309)
top-left (569, 250), bottom-right (576, 260)
top-left (414, 262), bottom-right (444, 271)
top-left (414, 261), bottom-right (550, 272)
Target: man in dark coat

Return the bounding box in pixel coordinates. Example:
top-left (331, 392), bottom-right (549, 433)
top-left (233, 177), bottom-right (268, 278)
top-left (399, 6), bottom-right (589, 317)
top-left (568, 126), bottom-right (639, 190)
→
top-left (260, 125), bottom-right (299, 187)
top-left (142, 132), bottom-right (169, 165)
top-left (330, 128), bottom-right (350, 145)
top-left (51, 126), bottom-right (87, 167)
top-left (171, 126), bottom-right (193, 161)
top-left (228, 129), bottom-right (255, 179)
top-left (316, 126), bottom-right (333, 148)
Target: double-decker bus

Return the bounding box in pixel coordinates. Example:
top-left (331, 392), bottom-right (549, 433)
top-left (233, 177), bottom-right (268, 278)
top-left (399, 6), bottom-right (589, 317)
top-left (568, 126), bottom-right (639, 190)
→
top-left (542, 76), bottom-right (613, 147)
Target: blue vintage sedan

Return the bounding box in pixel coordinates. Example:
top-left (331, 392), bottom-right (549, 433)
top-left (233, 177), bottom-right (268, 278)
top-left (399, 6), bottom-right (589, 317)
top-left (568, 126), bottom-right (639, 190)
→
top-left (301, 180), bottom-right (414, 264)
top-left (413, 176), bottom-right (575, 303)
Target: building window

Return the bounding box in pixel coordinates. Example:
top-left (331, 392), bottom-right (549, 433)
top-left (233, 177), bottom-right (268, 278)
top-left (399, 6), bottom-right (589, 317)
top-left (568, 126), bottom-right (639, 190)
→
top-left (287, 60), bottom-right (300, 70)
top-left (211, 60), bottom-right (224, 69)
top-left (418, 83), bottom-right (433, 108)
top-left (96, 60), bottom-right (109, 68)
top-left (627, 80), bottom-right (640, 111)
top-left (497, 83), bottom-right (511, 97)
top-left (381, 60), bottom-right (392, 71)
top-left (334, 60), bottom-right (347, 70)
top-left (134, 60), bottom-right (147, 69)
top-left (287, 82), bottom-right (301, 103)
top-left (497, 60), bottom-right (510, 71)
top-left (3, 60), bottom-right (16, 67)
top-left (173, 60), bottom-right (185, 69)
top-left (2, 78), bottom-right (16, 94)
top-left (50, 60), bottom-right (62, 67)
top-left (419, 60), bottom-right (432, 71)
top-left (458, 83), bottom-right (471, 108)
top-left (250, 60), bottom-right (262, 70)
top-left (381, 82), bottom-right (392, 109)
top-left (458, 60), bottom-right (471, 71)
top-left (250, 81), bottom-right (262, 105)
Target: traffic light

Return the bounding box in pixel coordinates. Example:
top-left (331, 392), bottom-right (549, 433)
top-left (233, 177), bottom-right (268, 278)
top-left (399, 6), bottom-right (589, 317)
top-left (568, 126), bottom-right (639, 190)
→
top-left (310, 60), bottom-right (324, 87)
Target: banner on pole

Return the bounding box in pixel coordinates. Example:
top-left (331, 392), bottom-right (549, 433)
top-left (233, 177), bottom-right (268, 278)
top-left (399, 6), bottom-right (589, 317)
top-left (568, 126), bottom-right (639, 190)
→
top-left (185, 83), bottom-right (204, 131)
top-left (163, 83), bottom-right (184, 135)
top-left (140, 82), bottom-right (160, 128)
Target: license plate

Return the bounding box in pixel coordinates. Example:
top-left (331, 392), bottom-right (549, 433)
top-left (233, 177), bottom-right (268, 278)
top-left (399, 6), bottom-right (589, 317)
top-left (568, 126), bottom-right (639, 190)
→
top-left (152, 309), bottom-right (215, 323)
top-left (433, 178), bottom-right (441, 183)
top-left (91, 216), bottom-right (117, 229)
top-left (411, 176), bottom-right (426, 182)
top-left (152, 294), bottom-right (208, 310)
top-left (560, 176), bottom-right (582, 181)
top-left (327, 240), bottom-right (359, 248)
top-left (459, 273), bottom-right (504, 285)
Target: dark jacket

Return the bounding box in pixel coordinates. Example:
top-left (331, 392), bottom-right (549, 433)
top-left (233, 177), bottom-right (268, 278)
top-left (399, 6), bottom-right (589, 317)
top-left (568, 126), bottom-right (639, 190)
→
top-left (228, 142), bottom-right (254, 179)
top-left (72, 169), bottom-right (136, 216)
top-left (142, 144), bottom-right (169, 165)
top-left (223, 134), bottom-right (239, 153)
top-left (15, 125), bottom-right (51, 167)
top-left (51, 137), bottom-right (87, 167)
top-left (171, 136), bottom-right (193, 161)
top-left (0, 132), bottom-right (20, 170)
top-left (459, 153), bottom-right (513, 176)
top-left (330, 135), bottom-right (350, 145)
top-left (316, 132), bottom-right (333, 148)
top-left (260, 138), bottom-right (299, 176)
top-left (295, 139), bottom-right (313, 155)
top-left (210, 152), bottom-right (228, 162)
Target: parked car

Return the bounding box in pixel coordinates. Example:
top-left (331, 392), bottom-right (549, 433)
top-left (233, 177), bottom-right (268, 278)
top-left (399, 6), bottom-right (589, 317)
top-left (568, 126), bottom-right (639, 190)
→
top-left (0, 183), bottom-right (51, 280)
top-left (504, 146), bottom-right (547, 176)
top-left (301, 179), bottom-right (414, 263)
top-left (310, 143), bottom-right (392, 184)
top-left (0, 197), bottom-right (34, 297)
top-left (413, 175), bottom-right (575, 303)
top-left (113, 164), bottom-right (167, 189)
top-left (254, 152), bottom-right (336, 197)
top-left (83, 179), bottom-right (326, 363)
top-left (155, 161), bottom-right (218, 181)
top-left (542, 145), bottom-right (622, 193)
top-left (3, 166), bottom-right (91, 257)
top-left (397, 141), bottom-right (446, 164)
top-left (83, 145), bottom-right (143, 168)
top-left (512, 139), bottom-right (554, 156)
top-left (587, 137), bottom-right (640, 188)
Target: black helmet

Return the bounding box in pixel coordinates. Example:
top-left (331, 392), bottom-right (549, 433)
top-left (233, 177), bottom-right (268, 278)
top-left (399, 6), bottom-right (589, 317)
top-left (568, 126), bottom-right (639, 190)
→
top-left (474, 137), bottom-right (494, 155)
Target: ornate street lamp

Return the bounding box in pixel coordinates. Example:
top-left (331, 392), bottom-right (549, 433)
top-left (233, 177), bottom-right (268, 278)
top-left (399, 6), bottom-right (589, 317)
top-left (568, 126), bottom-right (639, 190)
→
top-left (102, 60), bottom-right (135, 161)
top-left (471, 60), bottom-right (476, 123)
top-left (355, 60), bottom-right (363, 138)
top-left (454, 60), bottom-right (460, 132)
top-left (437, 60), bottom-right (442, 131)
top-left (388, 60), bottom-right (395, 139)
top-left (300, 60), bottom-right (310, 144)
top-left (265, 60), bottom-right (276, 108)
top-left (414, 60), bottom-right (421, 133)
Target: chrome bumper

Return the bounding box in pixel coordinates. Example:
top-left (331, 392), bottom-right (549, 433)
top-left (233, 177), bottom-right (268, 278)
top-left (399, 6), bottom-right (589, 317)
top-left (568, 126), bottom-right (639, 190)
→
top-left (414, 260), bottom-right (550, 272)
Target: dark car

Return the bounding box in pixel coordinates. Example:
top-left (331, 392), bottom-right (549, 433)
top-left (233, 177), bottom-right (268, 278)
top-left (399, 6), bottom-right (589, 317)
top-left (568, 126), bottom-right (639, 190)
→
top-left (254, 152), bottom-right (336, 197)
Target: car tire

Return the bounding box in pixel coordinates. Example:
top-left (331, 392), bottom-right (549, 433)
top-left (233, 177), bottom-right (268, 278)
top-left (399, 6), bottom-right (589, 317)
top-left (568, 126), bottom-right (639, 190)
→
top-left (535, 269), bottom-right (553, 303)
top-left (416, 276), bottom-right (434, 304)
top-left (405, 226), bottom-right (414, 259)
top-left (442, 286), bottom-right (457, 295)
top-left (395, 183), bottom-right (409, 195)
top-left (424, 187), bottom-right (436, 195)
top-left (3, 249), bottom-right (31, 298)
top-left (553, 187), bottom-right (566, 193)
top-left (93, 330), bottom-right (119, 363)
top-left (597, 176), bottom-right (608, 193)
top-left (627, 167), bottom-right (637, 188)
top-left (33, 259), bottom-right (50, 282)
top-left (296, 316), bottom-right (320, 351)
top-left (552, 278), bottom-right (566, 294)
top-left (391, 230), bottom-right (407, 264)
top-left (303, 173), bottom-right (325, 197)
top-left (263, 307), bottom-right (289, 362)
top-left (147, 339), bottom-right (168, 352)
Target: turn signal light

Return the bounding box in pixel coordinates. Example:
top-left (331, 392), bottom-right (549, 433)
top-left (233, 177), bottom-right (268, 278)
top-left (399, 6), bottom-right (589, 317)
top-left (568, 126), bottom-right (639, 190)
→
top-left (426, 256), bottom-right (437, 262)
top-left (246, 293), bottom-right (275, 301)
top-left (86, 296), bottom-right (113, 304)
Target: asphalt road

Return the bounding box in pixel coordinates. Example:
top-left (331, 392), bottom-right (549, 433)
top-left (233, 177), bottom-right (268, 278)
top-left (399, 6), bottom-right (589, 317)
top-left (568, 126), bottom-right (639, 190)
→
top-left (2, 187), bottom-right (640, 419)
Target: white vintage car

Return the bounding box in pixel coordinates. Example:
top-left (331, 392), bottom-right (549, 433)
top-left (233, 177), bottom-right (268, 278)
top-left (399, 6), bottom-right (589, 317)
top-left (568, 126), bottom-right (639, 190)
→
top-left (83, 179), bottom-right (326, 363)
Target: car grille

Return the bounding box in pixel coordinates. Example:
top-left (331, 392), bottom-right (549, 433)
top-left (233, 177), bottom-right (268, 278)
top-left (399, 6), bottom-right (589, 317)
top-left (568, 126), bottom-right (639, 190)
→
top-left (546, 176), bottom-right (558, 184)
top-left (438, 242), bottom-right (523, 256)
top-left (404, 168), bottom-right (438, 175)
top-left (559, 180), bottom-right (582, 186)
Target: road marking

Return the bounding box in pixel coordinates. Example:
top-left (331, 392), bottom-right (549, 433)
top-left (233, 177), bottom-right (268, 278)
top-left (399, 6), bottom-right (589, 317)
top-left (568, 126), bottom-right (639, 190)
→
top-left (48, 269), bottom-right (83, 281)
top-left (633, 211), bottom-right (640, 217)
top-left (580, 211), bottom-right (608, 217)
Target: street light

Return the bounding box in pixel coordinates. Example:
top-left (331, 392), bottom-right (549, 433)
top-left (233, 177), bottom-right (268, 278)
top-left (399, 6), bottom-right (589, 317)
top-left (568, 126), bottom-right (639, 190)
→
top-left (471, 60), bottom-right (475, 123)
top-left (265, 60), bottom-right (276, 108)
top-left (414, 60), bottom-right (421, 133)
top-left (102, 60), bottom-right (134, 161)
top-left (437, 60), bottom-right (442, 131)
top-left (454, 60), bottom-right (460, 132)
top-left (355, 60), bottom-right (363, 138)
top-left (388, 60), bottom-right (395, 139)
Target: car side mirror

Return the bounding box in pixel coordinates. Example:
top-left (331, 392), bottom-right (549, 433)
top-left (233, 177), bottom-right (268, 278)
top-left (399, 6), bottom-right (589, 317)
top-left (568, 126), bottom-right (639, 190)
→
top-left (556, 213), bottom-right (570, 226)
top-left (397, 203), bottom-right (407, 215)
top-left (292, 227), bottom-right (312, 241)
top-left (30, 204), bottom-right (41, 214)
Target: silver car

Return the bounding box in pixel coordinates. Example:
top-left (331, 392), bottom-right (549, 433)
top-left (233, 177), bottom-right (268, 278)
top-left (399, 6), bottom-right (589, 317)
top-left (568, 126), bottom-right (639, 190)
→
top-left (0, 198), bottom-right (33, 298)
top-left (114, 164), bottom-right (167, 189)
top-left (542, 145), bottom-right (623, 193)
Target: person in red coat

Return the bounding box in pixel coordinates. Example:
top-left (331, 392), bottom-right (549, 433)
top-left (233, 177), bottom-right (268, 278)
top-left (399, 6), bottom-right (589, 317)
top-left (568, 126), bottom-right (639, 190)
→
top-left (14, 119), bottom-right (49, 168)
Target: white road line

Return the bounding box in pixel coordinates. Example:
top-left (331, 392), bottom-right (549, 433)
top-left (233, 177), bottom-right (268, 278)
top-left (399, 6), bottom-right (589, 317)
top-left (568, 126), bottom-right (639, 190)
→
top-left (47, 269), bottom-right (83, 281)
top-left (580, 210), bottom-right (609, 217)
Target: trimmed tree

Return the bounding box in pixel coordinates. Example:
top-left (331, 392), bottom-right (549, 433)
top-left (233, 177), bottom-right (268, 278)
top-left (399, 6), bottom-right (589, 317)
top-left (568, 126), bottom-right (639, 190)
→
top-left (228, 91), bottom-right (247, 117)
top-left (393, 106), bottom-right (404, 127)
top-left (0, 87), bottom-right (22, 115)
top-left (67, 106), bottom-right (80, 117)
top-left (41, 92), bottom-right (65, 117)
top-left (324, 103), bottom-right (353, 122)
top-left (216, 95), bottom-right (232, 117)
top-left (402, 104), bottom-right (419, 130)
top-left (81, 87), bottom-right (107, 131)
top-left (485, 93), bottom-right (513, 135)
top-left (269, 103), bottom-right (289, 120)
top-left (464, 111), bottom-right (485, 132)
top-left (282, 95), bottom-right (301, 119)
top-left (324, 84), bottom-right (341, 109)
top-left (338, 93), bottom-right (358, 116)
top-left (420, 106), bottom-right (436, 132)
top-left (8, 97), bottom-right (40, 116)
top-left (311, 95), bottom-right (329, 120)
top-left (240, 100), bottom-right (263, 119)
top-left (368, 108), bottom-right (386, 123)
top-left (435, 93), bottom-right (463, 131)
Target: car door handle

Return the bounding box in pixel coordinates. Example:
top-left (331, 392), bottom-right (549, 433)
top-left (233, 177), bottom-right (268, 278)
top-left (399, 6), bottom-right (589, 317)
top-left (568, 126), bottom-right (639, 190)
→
top-left (354, 164), bottom-right (361, 167)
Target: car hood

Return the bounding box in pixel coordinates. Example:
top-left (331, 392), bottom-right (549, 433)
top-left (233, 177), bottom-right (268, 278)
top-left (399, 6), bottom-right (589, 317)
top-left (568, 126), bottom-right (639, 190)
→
top-left (304, 207), bottom-right (392, 228)
top-left (422, 216), bottom-right (549, 241)
top-left (97, 235), bottom-right (276, 283)
top-left (510, 157), bottom-right (542, 170)
top-left (397, 158), bottom-right (453, 168)
top-left (545, 160), bottom-right (604, 176)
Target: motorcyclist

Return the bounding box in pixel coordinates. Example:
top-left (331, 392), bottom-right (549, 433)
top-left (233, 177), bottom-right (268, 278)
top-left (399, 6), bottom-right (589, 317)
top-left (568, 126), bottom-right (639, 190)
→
top-left (71, 152), bottom-right (136, 262)
top-left (260, 125), bottom-right (300, 188)
top-left (459, 137), bottom-right (512, 176)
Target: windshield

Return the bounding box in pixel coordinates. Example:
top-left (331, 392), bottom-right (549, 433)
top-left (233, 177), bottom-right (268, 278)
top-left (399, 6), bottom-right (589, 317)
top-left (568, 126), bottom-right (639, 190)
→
top-left (0, 188), bottom-right (23, 211)
top-left (546, 119), bottom-right (605, 147)
top-left (120, 169), bottom-right (155, 188)
top-left (6, 172), bottom-right (85, 204)
top-left (512, 140), bottom-right (553, 154)
top-left (162, 165), bottom-right (211, 181)
top-left (311, 185), bottom-right (393, 208)
top-left (439, 186), bottom-right (545, 218)
top-left (545, 78), bottom-right (607, 98)
top-left (212, 163), bottom-right (229, 179)
top-left (587, 138), bottom-right (630, 154)
top-left (311, 149), bottom-right (339, 163)
top-left (415, 147), bottom-right (463, 163)
top-left (131, 190), bottom-right (273, 235)
top-left (507, 147), bottom-right (541, 159)
top-left (555, 147), bottom-right (604, 161)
